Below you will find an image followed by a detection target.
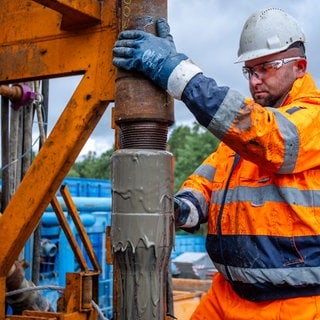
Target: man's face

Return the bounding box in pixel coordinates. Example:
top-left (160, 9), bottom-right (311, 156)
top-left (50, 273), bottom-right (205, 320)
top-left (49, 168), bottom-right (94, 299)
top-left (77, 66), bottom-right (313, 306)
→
top-left (243, 49), bottom-right (306, 108)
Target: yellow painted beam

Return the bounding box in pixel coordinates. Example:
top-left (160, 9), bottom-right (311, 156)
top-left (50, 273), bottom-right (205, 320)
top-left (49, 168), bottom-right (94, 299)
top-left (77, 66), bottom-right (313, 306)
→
top-left (33, 0), bottom-right (101, 30)
top-left (0, 0), bottom-right (117, 276)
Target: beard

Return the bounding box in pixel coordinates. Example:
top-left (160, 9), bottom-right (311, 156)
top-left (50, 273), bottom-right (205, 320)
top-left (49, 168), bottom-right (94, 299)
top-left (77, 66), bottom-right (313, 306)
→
top-left (251, 90), bottom-right (283, 108)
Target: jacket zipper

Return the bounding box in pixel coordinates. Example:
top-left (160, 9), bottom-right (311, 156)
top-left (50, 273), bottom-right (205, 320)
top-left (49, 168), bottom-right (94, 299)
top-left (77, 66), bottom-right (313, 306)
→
top-left (216, 153), bottom-right (240, 281)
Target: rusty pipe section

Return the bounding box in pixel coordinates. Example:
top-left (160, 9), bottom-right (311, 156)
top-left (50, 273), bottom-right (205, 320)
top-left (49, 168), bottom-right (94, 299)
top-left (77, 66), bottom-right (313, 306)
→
top-left (112, 1), bottom-right (174, 319)
top-left (0, 85), bottom-right (22, 102)
top-left (114, 0), bottom-right (174, 150)
top-left (0, 84), bottom-right (36, 110)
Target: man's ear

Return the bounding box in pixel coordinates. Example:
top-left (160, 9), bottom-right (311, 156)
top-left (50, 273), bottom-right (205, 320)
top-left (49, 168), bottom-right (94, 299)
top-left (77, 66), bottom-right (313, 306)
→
top-left (296, 58), bottom-right (307, 77)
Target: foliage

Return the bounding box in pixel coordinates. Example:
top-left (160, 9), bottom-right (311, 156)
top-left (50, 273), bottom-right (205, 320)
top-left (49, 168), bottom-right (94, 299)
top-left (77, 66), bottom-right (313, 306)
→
top-left (68, 149), bottom-right (114, 179)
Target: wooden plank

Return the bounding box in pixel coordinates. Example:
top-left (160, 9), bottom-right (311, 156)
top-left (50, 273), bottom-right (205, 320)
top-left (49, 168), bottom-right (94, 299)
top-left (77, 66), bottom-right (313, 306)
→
top-left (172, 278), bottom-right (212, 293)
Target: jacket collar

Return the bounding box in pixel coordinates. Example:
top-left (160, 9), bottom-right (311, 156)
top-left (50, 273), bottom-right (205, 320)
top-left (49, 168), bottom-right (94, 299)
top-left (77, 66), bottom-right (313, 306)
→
top-left (282, 72), bottom-right (319, 106)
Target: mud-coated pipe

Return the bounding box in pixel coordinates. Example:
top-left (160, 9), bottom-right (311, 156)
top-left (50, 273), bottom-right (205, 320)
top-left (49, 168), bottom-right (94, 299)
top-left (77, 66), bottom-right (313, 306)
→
top-left (112, 1), bottom-right (174, 319)
top-left (111, 149), bottom-right (174, 319)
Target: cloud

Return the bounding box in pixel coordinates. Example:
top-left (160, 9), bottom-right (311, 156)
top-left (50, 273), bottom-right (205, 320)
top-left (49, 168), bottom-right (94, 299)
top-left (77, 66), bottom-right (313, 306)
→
top-left (47, 76), bottom-right (114, 156)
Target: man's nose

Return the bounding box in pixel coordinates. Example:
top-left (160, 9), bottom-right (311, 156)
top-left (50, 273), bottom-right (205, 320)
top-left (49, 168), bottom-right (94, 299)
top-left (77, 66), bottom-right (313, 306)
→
top-left (249, 72), bottom-right (263, 84)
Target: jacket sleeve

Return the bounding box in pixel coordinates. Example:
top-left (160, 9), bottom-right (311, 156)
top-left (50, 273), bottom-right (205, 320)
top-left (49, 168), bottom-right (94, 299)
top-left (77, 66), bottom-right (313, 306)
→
top-left (181, 73), bottom-right (246, 140)
top-left (181, 74), bottom-right (232, 128)
top-left (180, 73), bottom-right (320, 173)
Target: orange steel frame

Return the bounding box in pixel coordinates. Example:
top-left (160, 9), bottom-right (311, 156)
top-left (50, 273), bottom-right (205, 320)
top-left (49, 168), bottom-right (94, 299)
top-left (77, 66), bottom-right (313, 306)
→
top-left (0, 0), bottom-right (117, 318)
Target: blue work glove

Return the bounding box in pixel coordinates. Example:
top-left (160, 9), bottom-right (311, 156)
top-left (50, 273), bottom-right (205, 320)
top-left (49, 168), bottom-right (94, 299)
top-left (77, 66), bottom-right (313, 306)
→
top-left (112, 18), bottom-right (188, 90)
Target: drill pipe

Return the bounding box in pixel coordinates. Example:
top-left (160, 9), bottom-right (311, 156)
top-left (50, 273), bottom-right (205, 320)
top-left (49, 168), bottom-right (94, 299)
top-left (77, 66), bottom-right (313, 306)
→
top-left (112, 1), bottom-right (174, 319)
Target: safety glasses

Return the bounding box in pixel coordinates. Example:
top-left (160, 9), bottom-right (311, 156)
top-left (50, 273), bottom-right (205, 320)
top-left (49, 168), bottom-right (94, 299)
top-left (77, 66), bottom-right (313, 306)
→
top-left (242, 56), bottom-right (305, 80)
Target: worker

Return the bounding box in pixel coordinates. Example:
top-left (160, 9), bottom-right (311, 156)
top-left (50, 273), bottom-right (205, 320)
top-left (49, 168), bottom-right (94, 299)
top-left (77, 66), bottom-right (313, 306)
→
top-left (113, 7), bottom-right (320, 320)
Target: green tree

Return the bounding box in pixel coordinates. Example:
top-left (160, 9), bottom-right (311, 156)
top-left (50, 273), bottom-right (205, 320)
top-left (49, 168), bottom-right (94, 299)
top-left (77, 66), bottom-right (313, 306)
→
top-left (68, 148), bottom-right (114, 179)
top-left (167, 125), bottom-right (192, 160)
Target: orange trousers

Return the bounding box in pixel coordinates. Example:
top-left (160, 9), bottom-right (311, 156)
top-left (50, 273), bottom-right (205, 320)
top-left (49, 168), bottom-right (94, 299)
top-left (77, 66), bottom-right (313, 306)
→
top-left (190, 273), bottom-right (320, 320)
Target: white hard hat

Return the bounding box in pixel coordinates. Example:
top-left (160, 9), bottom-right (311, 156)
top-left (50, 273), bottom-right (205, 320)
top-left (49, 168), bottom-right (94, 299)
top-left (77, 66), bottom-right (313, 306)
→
top-left (236, 8), bottom-right (306, 63)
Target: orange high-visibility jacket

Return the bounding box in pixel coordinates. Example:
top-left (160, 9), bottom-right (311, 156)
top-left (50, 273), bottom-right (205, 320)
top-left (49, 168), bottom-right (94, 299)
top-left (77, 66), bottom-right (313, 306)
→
top-left (176, 72), bottom-right (320, 301)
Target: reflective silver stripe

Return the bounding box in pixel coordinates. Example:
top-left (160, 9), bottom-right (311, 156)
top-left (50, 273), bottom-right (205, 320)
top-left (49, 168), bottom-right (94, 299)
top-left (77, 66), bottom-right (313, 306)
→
top-left (211, 184), bottom-right (320, 207)
top-left (176, 187), bottom-right (209, 220)
top-left (215, 262), bottom-right (320, 286)
top-left (268, 108), bottom-right (299, 174)
top-left (207, 89), bottom-right (245, 140)
top-left (193, 163), bottom-right (216, 181)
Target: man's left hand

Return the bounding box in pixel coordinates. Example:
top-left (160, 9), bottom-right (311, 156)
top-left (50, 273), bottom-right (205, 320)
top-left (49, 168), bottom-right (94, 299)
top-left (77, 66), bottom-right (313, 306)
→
top-left (112, 18), bottom-right (188, 90)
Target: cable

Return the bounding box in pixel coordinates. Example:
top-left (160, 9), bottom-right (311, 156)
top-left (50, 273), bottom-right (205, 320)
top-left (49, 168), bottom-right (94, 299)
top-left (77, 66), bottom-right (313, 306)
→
top-left (5, 285), bottom-right (64, 297)
top-left (0, 136), bottom-right (40, 172)
top-left (91, 299), bottom-right (109, 320)
top-left (0, 99), bottom-right (49, 173)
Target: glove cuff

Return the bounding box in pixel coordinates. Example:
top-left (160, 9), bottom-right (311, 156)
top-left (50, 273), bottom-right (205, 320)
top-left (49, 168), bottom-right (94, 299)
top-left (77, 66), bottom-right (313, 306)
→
top-left (152, 53), bottom-right (188, 90)
top-left (174, 196), bottom-right (199, 228)
top-left (167, 59), bottom-right (203, 99)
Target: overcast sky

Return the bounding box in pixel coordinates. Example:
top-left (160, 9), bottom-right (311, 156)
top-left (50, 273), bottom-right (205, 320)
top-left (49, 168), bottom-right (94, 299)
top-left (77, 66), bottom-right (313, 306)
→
top-left (47, 0), bottom-right (320, 158)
